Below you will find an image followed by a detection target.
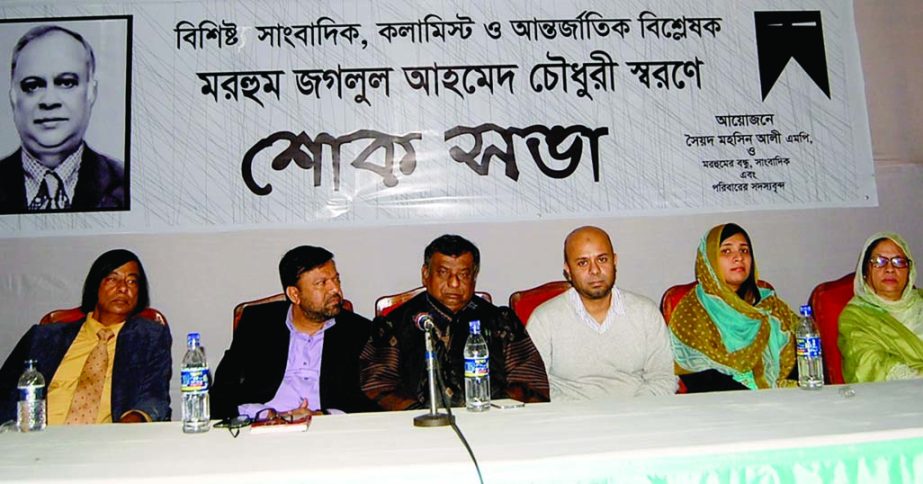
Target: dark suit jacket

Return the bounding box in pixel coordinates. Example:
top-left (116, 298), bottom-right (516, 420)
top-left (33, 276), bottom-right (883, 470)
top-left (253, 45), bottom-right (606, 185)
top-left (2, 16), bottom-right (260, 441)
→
top-left (0, 316), bottom-right (172, 422)
top-left (0, 145), bottom-right (126, 214)
top-left (210, 301), bottom-right (379, 419)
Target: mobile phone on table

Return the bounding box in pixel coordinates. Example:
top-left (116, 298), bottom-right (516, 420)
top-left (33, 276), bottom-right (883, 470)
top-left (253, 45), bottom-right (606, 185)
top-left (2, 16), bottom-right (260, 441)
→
top-left (490, 398), bottom-right (525, 409)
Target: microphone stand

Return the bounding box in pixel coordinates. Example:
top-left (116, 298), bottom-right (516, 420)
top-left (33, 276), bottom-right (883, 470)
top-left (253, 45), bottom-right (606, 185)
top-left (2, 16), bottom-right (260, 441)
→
top-left (414, 326), bottom-right (454, 427)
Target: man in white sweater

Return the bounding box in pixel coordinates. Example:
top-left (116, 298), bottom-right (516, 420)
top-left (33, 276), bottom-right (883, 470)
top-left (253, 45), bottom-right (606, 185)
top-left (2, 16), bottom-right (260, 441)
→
top-left (527, 226), bottom-right (677, 400)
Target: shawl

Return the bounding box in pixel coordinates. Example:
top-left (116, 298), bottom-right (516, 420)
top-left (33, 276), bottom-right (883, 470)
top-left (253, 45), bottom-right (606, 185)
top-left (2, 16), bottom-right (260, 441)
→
top-left (670, 224), bottom-right (797, 389)
top-left (839, 232), bottom-right (923, 382)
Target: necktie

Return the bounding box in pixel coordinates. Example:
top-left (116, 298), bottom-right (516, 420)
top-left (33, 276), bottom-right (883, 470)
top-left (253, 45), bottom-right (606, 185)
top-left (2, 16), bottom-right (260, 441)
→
top-left (28, 170), bottom-right (70, 210)
top-left (65, 328), bottom-right (114, 425)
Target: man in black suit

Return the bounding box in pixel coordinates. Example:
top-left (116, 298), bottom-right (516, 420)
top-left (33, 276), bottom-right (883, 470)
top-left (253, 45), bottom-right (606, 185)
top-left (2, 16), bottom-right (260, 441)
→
top-left (0, 24), bottom-right (125, 214)
top-left (211, 246), bottom-right (378, 419)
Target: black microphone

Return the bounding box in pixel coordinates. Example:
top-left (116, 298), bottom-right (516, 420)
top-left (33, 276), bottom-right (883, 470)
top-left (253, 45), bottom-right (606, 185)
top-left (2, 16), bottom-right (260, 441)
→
top-left (414, 313), bottom-right (435, 331)
top-left (412, 310), bottom-right (453, 427)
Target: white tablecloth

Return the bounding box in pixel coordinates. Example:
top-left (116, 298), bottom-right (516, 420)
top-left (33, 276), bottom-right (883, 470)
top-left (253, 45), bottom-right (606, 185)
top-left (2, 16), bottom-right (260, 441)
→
top-left (2, 381), bottom-right (923, 483)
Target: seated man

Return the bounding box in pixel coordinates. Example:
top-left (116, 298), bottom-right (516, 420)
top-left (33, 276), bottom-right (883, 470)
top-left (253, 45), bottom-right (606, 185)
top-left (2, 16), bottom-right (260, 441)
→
top-left (527, 226), bottom-right (677, 400)
top-left (211, 246), bottom-right (378, 419)
top-left (0, 249), bottom-right (171, 423)
top-left (361, 234), bottom-right (549, 410)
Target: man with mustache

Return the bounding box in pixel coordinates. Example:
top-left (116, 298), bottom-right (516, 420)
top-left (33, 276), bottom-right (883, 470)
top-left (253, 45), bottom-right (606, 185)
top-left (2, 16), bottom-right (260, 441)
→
top-left (211, 246), bottom-right (378, 419)
top-left (360, 234), bottom-right (549, 410)
top-left (527, 226), bottom-right (677, 400)
top-left (0, 24), bottom-right (125, 214)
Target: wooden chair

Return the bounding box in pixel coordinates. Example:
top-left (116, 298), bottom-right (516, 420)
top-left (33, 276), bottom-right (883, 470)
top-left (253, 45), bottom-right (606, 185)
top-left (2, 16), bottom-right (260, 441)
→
top-left (508, 281), bottom-right (571, 325)
top-left (808, 273), bottom-right (855, 384)
top-left (233, 293), bottom-right (354, 331)
top-left (374, 287), bottom-right (492, 318)
top-left (40, 307), bottom-right (168, 326)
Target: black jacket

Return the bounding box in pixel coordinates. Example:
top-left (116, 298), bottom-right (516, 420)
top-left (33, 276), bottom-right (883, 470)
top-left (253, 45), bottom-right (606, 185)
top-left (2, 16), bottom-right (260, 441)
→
top-left (210, 301), bottom-right (379, 418)
top-left (0, 145), bottom-right (125, 214)
top-left (0, 316), bottom-right (172, 422)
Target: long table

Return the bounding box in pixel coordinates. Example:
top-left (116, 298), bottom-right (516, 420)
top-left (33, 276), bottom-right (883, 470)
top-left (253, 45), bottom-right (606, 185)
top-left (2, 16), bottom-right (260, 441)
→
top-left (2, 381), bottom-right (923, 483)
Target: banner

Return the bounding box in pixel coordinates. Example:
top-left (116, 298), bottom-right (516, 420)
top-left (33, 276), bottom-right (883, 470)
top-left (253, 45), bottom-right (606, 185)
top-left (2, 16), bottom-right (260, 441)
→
top-left (0, 0), bottom-right (875, 235)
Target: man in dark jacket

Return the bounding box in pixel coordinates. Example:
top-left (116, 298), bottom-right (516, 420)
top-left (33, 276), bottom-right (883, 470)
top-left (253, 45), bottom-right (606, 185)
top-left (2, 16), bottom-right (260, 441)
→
top-left (211, 246), bottom-right (378, 419)
top-left (360, 234), bottom-right (549, 410)
top-left (0, 249), bottom-right (171, 424)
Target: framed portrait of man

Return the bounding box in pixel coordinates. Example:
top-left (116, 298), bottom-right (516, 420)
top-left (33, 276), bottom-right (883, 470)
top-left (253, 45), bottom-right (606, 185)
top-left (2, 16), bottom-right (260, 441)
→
top-left (0, 15), bottom-right (132, 215)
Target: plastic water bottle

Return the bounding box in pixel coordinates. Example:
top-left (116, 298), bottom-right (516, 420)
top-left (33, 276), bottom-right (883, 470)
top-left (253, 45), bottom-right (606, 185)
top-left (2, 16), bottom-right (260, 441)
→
top-left (464, 320), bottom-right (490, 412)
top-left (181, 332), bottom-right (210, 433)
top-left (796, 305), bottom-right (824, 390)
top-left (16, 359), bottom-right (46, 432)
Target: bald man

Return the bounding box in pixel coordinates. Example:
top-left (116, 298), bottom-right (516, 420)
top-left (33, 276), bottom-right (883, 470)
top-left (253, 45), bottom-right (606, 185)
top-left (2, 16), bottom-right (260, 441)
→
top-left (526, 226), bottom-right (677, 400)
top-left (0, 24), bottom-right (124, 214)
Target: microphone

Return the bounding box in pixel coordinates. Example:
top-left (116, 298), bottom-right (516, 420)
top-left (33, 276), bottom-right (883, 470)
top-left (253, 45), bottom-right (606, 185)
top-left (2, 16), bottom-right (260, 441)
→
top-left (413, 313), bottom-right (435, 331)
top-left (412, 311), bottom-right (453, 427)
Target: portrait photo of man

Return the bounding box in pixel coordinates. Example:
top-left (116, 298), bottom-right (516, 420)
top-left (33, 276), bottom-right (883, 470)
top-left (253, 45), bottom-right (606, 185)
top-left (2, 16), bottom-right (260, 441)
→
top-left (0, 17), bottom-right (131, 215)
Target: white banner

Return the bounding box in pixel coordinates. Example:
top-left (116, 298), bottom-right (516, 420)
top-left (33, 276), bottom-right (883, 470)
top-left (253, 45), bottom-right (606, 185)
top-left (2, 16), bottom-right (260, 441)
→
top-left (0, 0), bottom-right (874, 235)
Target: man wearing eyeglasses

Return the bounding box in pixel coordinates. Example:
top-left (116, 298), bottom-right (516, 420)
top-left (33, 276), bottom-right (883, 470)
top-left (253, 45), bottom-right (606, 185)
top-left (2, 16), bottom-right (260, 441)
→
top-left (210, 246), bottom-right (379, 419)
top-left (359, 234), bottom-right (549, 410)
top-left (0, 24), bottom-right (125, 215)
top-left (526, 226), bottom-right (677, 401)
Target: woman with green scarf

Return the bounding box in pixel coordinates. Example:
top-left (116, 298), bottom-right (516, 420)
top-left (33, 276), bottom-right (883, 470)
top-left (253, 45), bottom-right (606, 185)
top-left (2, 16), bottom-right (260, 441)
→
top-left (839, 232), bottom-right (923, 382)
top-left (669, 223), bottom-right (798, 392)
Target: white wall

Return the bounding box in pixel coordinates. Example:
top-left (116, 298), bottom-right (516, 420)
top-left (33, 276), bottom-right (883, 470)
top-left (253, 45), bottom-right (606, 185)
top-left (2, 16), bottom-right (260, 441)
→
top-left (1, 0), bottom-right (921, 414)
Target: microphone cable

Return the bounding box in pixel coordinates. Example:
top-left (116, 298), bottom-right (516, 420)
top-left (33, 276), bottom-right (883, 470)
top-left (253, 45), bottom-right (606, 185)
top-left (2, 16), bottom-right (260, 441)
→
top-left (433, 357), bottom-right (484, 484)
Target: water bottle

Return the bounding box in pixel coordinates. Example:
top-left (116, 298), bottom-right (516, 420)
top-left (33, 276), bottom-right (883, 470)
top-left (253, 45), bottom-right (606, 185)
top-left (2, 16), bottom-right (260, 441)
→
top-left (181, 332), bottom-right (210, 433)
top-left (464, 320), bottom-right (490, 412)
top-left (16, 359), bottom-right (46, 432)
top-left (796, 305), bottom-right (824, 390)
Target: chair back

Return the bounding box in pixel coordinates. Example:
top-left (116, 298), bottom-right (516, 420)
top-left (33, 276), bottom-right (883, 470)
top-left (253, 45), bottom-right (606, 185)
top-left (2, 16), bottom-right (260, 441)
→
top-left (374, 287), bottom-right (492, 318)
top-left (233, 293), bottom-right (354, 331)
top-left (659, 282), bottom-right (697, 325)
top-left (508, 281), bottom-right (571, 325)
top-left (40, 307), bottom-right (168, 326)
top-left (808, 272), bottom-right (855, 384)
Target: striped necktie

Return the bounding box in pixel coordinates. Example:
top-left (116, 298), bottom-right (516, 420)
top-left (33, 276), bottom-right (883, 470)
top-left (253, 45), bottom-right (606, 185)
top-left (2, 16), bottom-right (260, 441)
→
top-left (28, 170), bottom-right (70, 210)
top-left (64, 328), bottom-right (114, 425)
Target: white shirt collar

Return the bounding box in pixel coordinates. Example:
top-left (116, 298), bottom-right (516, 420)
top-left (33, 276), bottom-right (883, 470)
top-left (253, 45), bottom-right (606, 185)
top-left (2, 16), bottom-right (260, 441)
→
top-left (566, 286), bottom-right (625, 334)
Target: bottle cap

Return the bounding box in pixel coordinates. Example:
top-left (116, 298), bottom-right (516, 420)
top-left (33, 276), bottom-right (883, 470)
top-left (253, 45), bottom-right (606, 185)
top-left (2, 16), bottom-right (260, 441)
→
top-left (469, 320), bottom-right (481, 334)
top-left (799, 305), bottom-right (813, 317)
top-left (186, 332), bottom-right (201, 347)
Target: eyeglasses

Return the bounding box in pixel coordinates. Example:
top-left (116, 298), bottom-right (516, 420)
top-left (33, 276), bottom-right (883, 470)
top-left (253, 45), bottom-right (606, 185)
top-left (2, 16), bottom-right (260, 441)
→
top-left (213, 415), bottom-right (251, 438)
top-left (253, 407), bottom-right (300, 424)
top-left (214, 408), bottom-right (311, 437)
top-left (869, 255), bottom-right (911, 269)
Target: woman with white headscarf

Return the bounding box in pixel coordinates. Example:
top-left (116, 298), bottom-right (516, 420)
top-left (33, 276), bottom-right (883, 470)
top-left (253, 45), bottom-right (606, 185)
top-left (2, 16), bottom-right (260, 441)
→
top-left (839, 232), bottom-right (923, 382)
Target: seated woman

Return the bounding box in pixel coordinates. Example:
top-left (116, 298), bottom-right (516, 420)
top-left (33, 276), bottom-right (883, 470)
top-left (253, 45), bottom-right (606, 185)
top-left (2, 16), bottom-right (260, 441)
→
top-left (839, 232), bottom-right (923, 382)
top-left (669, 223), bottom-right (797, 392)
